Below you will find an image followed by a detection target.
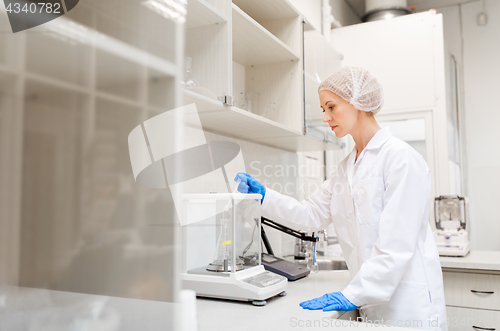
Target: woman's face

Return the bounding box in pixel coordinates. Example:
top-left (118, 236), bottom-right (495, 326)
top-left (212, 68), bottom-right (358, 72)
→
top-left (319, 90), bottom-right (359, 138)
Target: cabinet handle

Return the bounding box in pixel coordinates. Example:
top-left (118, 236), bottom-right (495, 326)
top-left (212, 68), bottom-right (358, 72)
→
top-left (471, 290), bottom-right (495, 294)
top-left (472, 326), bottom-right (495, 331)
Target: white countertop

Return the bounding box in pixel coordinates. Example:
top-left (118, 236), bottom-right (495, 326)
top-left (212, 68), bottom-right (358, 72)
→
top-left (439, 250), bottom-right (500, 271)
top-left (321, 250), bottom-right (500, 272)
top-left (195, 251), bottom-right (500, 330)
top-left (196, 270), bottom-right (414, 331)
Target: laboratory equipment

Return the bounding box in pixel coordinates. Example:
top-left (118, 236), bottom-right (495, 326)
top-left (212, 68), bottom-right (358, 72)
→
top-left (294, 236), bottom-right (308, 260)
top-left (181, 194), bottom-right (287, 306)
top-left (433, 195), bottom-right (470, 257)
top-left (260, 217), bottom-right (317, 281)
top-left (260, 253), bottom-right (309, 281)
top-left (306, 241), bottom-right (319, 273)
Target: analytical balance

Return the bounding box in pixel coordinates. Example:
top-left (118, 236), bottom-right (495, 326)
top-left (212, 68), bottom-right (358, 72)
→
top-left (180, 194), bottom-right (287, 305)
top-left (433, 195), bottom-right (470, 257)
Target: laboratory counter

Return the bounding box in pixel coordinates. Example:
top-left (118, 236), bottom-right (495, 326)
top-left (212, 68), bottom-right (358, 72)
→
top-left (439, 250), bottom-right (500, 272)
top-left (196, 270), bottom-right (415, 331)
top-left (320, 250), bottom-right (500, 272)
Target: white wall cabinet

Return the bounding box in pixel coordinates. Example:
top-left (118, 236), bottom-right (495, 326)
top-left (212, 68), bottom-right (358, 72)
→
top-left (331, 11), bottom-right (459, 200)
top-left (183, 0), bottom-right (343, 152)
top-left (331, 13), bottom-right (439, 114)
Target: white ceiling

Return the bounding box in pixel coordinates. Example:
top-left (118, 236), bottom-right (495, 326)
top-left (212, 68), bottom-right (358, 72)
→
top-left (343, 0), bottom-right (482, 18)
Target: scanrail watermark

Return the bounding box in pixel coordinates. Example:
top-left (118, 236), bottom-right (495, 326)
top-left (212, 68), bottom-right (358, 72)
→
top-left (289, 316), bottom-right (500, 329)
top-left (289, 316), bottom-right (443, 328)
top-left (249, 160), bottom-right (382, 196)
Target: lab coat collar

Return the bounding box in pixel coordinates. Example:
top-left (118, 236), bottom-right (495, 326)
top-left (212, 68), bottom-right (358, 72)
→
top-left (364, 127), bottom-right (392, 151)
top-left (350, 127), bottom-right (391, 167)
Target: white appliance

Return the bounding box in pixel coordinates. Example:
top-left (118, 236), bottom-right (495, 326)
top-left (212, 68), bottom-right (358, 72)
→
top-left (433, 195), bottom-right (470, 257)
top-left (180, 194), bottom-right (287, 306)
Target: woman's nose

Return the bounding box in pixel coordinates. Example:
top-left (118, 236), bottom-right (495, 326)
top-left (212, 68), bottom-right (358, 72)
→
top-left (323, 114), bottom-right (332, 123)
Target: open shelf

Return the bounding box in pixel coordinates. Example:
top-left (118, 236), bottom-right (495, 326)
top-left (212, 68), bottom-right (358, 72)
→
top-left (0, 12), bottom-right (21, 70)
top-left (96, 91), bottom-right (144, 109)
top-left (183, 88), bottom-right (223, 112)
top-left (148, 69), bottom-right (176, 110)
top-left (186, 0), bottom-right (227, 29)
top-left (25, 32), bottom-right (91, 88)
top-left (232, 4), bottom-right (299, 66)
top-left (24, 79), bottom-right (89, 117)
top-left (180, 92), bottom-right (342, 151)
top-left (0, 69), bottom-right (18, 95)
top-left (232, 0), bottom-right (299, 21)
top-left (26, 72), bottom-right (89, 95)
top-left (0, 63), bottom-right (18, 77)
top-left (253, 133), bottom-right (343, 152)
top-left (95, 49), bottom-right (144, 103)
top-left (197, 105), bottom-right (301, 151)
top-left (303, 19), bottom-right (317, 32)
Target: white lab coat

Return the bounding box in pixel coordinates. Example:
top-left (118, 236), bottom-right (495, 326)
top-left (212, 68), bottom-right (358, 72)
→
top-left (261, 128), bottom-right (447, 331)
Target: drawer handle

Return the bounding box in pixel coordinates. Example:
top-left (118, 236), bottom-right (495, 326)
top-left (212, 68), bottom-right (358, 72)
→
top-left (471, 290), bottom-right (495, 294)
top-left (473, 326), bottom-right (495, 331)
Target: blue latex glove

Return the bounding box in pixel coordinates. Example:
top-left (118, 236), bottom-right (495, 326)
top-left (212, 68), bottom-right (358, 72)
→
top-left (234, 172), bottom-right (266, 204)
top-left (299, 292), bottom-right (357, 312)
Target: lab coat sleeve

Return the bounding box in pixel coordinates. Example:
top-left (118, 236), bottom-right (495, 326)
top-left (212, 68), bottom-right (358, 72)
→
top-left (341, 147), bottom-right (430, 307)
top-left (261, 179), bottom-right (333, 232)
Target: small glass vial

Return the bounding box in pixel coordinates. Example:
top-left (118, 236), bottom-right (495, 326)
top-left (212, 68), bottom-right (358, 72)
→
top-left (306, 240), bottom-right (319, 273)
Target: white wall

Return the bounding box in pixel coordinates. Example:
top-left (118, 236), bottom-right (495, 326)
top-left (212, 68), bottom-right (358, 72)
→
top-left (439, 0), bottom-right (500, 250)
top-left (289, 0), bottom-right (323, 32)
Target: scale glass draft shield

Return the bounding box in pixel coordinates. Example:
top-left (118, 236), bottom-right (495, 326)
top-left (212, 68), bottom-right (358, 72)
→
top-left (434, 196), bottom-right (466, 231)
top-left (181, 194), bottom-right (262, 275)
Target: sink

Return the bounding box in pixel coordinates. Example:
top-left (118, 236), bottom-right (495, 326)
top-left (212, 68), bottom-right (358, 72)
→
top-left (296, 259), bottom-right (348, 270)
top-left (316, 260), bottom-right (348, 270)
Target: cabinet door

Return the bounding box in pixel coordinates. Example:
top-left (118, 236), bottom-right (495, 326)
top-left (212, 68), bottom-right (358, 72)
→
top-left (304, 28), bottom-right (341, 140)
top-left (304, 28), bottom-right (341, 118)
top-left (446, 306), bottom-right (500, 331)
top-left (444, 272), bottom-right (500, 310)
top-left (331, 11), bottom-right (441, 114)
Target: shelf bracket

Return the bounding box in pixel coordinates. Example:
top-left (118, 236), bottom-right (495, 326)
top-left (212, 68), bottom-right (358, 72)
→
top-left (218, 95), bottom-right (234, 107)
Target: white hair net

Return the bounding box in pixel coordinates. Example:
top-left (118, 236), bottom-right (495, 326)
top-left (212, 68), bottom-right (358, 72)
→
top-left (318, 66), bottom-right (384, 114)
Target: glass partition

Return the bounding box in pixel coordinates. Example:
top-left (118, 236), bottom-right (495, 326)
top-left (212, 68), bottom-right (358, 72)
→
top-left (0, 1), bottom-right (184, 329)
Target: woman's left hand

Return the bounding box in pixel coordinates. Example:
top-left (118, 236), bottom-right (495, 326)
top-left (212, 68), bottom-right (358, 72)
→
top-left (299, 291), bottom-right (357, 312)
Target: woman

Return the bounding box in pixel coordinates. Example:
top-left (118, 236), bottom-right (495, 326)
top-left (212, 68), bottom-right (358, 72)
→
top-left (235, 66), bottom-right (447, 331)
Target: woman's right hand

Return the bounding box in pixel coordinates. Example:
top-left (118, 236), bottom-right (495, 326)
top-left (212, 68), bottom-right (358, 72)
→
top-left (234, 172), bottom-right (266, 203)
